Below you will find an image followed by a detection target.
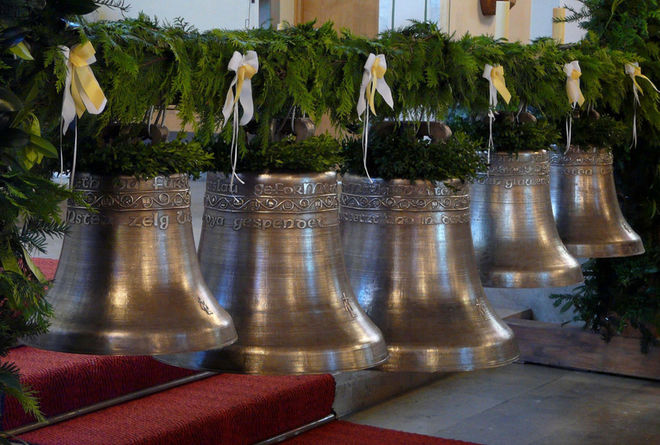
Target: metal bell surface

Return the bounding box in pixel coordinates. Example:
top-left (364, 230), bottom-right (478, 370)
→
top-left (550, 146), bottom-right (644, 258)
top-left (158, 172), bottom-right (388, 374)
top-left (24, 173), bottom-right (237, 355)
top-left (340, 175), bottom-right (519, 372)
top-left (471, 151), bottom-right (584, 288)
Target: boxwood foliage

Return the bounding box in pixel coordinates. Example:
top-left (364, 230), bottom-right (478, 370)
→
top-left (452, 114), bottom-right (560, 154)
top-left (342, 123), bottom-right (485, 182)
top-left (559, 114), bottom-right (627, 151)
top-left (67, 129), bottom-right (213, 179)
top-left (209, 134), bottom-right (342, 174)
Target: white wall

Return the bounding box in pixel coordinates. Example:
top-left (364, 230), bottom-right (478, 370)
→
top-left (530, 0), bottom-right (586, 43)
top-left (94, 0), bottom-right (260, 30)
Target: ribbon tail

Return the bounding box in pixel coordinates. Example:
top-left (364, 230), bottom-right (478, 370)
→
top-left (376, 78), bottom-right (394, 109)
top-left (630, 105), bottom-right (637, 149)
top-left (69, 117), bottom-right (78, 189)
top-left (565, 113), bottom-right (573, 154)
top-left (75, 65), bottom-right (107, 113)
top-left (362, 110), bottom-right (372, 183)
top-left (222, 76), bottom-right (238, 127)
top-left (238, 80), bottom-right (254, 126)
top-left (356, 72), bottom-right (370, 118)
top-left (61, 62), bottom-right (76, 135)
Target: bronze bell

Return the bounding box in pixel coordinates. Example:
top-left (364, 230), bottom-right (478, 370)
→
top-left (340, 175), bottom-right (518, 372)
top-left (550, 146), bottom-right (644, 258)
top-left (471, 150), bottom-right (584, 288)
top-left (158, 172), bottom-right (388, 374)
top-left (23, 173), bottom-right (237, 355)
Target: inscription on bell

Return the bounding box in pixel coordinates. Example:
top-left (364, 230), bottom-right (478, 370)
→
top-left (231, 217), bottom-right (332, 231)
top-left (127, 209), bottom-right (192, 230)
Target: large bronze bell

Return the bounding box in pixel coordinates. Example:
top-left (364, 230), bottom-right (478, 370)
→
top-left (340, 175), bottom-right (518, 372)
top-left (24, 174), bottom-right (237, 355)
top-left (158, 172), bottom-right (388, 374)
top-left (550, 146), bottom-right (644, 258)
top-left (471, 150), bottom-right (584, 288)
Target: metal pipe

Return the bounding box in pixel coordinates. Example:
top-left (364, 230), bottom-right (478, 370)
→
top-left (4, 372), bottom-right (216, 436)
top-left (255, 413), bottom-right (336, 444)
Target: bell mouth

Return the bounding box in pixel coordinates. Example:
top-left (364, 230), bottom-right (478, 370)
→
top-left (157, 342), bottom-right (390, 375)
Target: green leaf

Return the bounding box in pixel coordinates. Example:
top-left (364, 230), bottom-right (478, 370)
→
top-left (9, 41), bottom-right (34, 61)
top-left (21, 246), bottom-right (48, 284)
top-left (29, 134), bottom-right (58, 158)
top-left (0, 242), bottom-right (21, 274)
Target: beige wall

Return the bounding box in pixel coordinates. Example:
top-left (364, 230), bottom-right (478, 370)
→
top-left (300, 0), bottom-right (379, 38)
top-left (450, 0), bottom-right (532, 43)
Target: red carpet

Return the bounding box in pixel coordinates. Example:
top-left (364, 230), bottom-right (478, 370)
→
top-left (1, 347), bottom-right (196, 430)
top-left (283, 421), bottom-right (480, 445)
top-left (19, 373), bottom-right (336, 445)
top-left (33, 257), bottom-right (57, 281)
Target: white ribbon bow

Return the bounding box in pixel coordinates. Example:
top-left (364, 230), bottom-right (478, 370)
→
top-left (222, 50), bottom-right (259, 188)
top-left (563, 61), bottom-right (585, 153)
top-left (625, 62), bottom-right (659, 148)
top-left (60, 42), bottom-right (107, 187)
top-left (357, 53), bottom-right (394, 182)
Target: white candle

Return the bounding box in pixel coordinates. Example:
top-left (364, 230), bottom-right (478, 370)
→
top-left (495, 1), bottom-right (510, 40)
top-left (553, 7), bottom-right (567, 44)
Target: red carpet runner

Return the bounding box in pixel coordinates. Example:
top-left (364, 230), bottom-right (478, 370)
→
top-left (1, 347), bottom-right (195, 430)
top-left (283, 421), bottom-right (480, 445)
top-left (18, 374), bottom-right (336, 445)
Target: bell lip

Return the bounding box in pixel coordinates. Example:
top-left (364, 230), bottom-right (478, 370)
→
top-left (377, 349), bottom-right (520, 373)
top-left (481, 265), bottom-right (584, 288)
top-left (565, 241), bottom-right (645, 259)
top-left (155, 343), bottom-right (390, 375)
top-left (21, 326), bottom-right (238, 357)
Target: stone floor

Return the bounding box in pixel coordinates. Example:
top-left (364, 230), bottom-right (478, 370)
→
top-left (346, 363), bottom-right (660, 445)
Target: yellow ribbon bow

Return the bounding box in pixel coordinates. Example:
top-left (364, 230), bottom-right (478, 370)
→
top-left (490, 65), bottom-right (512, 104)
top-left (221, 51), bottom-right (259, 189)
top-left (356, 53), bottom-right (394, 182)
top-left (368, 57), bottom-right (387, 115)
top-left (625, 62), bottom-right (659, 104)
top-left (564, 61), bottom-right (585, 107)
top-left (234, 63), bottom-right (258, 107)
top-left (61, 41), bottom-right (107, 132)
top-left (60, 41), bottom-right (107, 188)
top-left (483, 64), bottom-right (512, 163)
top-left (625, 62), bottom-right (659, 148)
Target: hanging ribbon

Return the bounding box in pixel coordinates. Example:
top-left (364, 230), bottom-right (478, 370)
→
top-left (356, 53), bottom-right (394, 182)
top-left (222, 50), bottom-right (259, 189)
top-left (625, 62), bottom-right (659, 148)
top-left (482, 64), bottom-right (511, 164)
top-left (60, 41), bottom-right (107, 187)
top-left (563, 61), bottom-right (585, 153)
